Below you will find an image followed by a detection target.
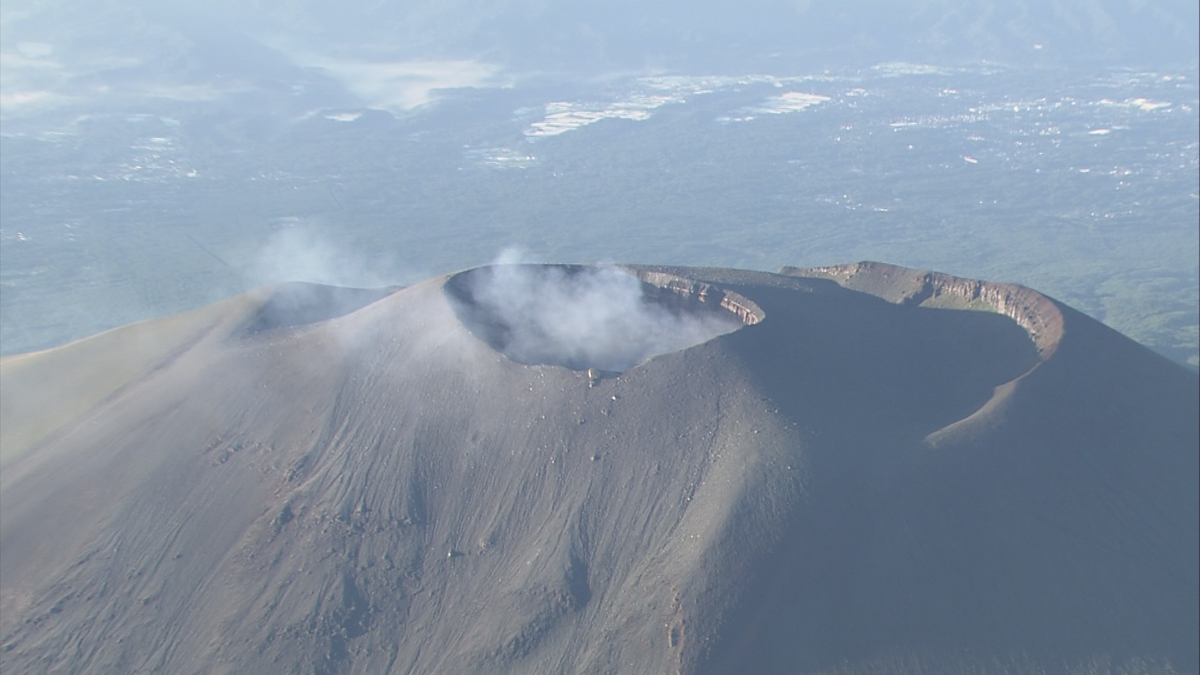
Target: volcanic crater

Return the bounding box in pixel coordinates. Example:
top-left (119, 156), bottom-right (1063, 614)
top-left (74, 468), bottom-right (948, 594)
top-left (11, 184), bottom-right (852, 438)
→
top-left (444, 264), bottom-right (763, 372)
top-left (0, 262), bottom-right (1194, 675)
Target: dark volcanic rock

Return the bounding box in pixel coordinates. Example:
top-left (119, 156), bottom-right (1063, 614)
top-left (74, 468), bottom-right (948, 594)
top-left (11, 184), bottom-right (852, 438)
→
top-left (1, 263), bottom-right (1195, 674)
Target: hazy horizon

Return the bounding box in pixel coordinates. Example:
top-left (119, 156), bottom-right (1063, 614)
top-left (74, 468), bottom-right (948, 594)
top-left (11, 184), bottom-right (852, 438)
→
top-left (1, 0), bottom-right (1197, 365)
top-left (2, 4), bottom-right (1198, 673)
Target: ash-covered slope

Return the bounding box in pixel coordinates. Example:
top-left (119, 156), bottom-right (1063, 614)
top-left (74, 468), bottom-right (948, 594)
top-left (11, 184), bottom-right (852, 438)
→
top-left (0, 264), bottom-right (1195, 675)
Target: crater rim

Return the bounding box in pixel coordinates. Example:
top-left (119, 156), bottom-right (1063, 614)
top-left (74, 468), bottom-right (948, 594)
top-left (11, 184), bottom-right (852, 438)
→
top-left (444, 264), bottom-right (764, 372)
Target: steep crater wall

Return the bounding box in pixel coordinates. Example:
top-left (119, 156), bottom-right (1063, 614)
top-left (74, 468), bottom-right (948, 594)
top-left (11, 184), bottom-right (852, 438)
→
top-left (783, 261), bottom-right (1064, 359)
top-left (445, 265), bottom-right (762, 372)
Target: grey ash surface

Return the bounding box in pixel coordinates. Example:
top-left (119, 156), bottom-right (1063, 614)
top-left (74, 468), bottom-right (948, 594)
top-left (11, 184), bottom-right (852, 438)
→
top-left (1, 263), bottom-right (1195, 674)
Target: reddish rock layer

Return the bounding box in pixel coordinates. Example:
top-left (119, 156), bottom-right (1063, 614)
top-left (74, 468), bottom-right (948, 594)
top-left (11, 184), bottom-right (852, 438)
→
top-left (782, 261), bottom-right (1063, 358)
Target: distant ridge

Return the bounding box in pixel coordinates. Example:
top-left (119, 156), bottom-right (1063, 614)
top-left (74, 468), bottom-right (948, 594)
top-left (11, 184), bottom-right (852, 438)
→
top-left (1, 263), bottom-right (1195, 674)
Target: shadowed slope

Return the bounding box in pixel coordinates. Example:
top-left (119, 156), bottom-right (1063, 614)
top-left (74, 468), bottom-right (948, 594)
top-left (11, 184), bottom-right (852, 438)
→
top-left (719, 262), bottom-right (1199, 673)
top-left (0, 264), bottom-right (1194, 674)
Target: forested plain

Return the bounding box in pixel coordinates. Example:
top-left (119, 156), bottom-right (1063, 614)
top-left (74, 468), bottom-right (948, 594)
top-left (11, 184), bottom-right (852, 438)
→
top-left (1, 64), bottom-right (1197, 365)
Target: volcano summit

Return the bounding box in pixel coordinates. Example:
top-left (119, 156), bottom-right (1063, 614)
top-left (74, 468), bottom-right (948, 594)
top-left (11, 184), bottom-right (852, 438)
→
top-left (0, 263), bottom-right (1196, 675)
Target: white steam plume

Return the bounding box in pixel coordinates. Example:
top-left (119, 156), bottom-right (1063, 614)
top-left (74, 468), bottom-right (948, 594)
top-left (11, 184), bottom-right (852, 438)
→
top-left (250, 226), bottom-right (398, 289)
top-left (465, 259), bottom-right (743, 372)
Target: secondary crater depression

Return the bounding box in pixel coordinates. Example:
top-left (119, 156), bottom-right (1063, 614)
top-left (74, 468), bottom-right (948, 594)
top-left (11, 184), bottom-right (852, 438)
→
top-left (445, 265), bottom-right (761, 372)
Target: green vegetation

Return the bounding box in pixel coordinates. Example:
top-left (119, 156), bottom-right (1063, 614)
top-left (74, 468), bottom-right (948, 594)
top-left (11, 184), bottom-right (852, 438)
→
top-left (2, 65), bottom-right (1196, 364)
